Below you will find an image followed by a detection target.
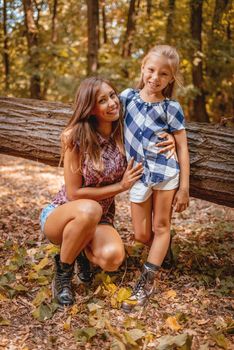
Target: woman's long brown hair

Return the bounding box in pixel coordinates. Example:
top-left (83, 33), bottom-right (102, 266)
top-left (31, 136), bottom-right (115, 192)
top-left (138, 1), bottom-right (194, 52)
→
top-left (61, 77), bottom-right (124, 172)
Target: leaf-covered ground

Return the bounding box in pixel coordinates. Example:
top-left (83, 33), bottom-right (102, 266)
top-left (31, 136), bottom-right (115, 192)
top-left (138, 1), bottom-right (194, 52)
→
top-left (0, 155), bottom-right (233, 350)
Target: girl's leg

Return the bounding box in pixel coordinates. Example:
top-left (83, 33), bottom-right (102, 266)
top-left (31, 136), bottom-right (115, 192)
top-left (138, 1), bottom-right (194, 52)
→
top-left (44, 199), bottom-right (103, 264)
top-left (148, 189), bottom-right (177, 265)
top-left (85, 224), bottom-right (125, 272)
top-left (131, 196), bottom-right (153, 244)
top-left (122, 189), bottom-right (176, 312)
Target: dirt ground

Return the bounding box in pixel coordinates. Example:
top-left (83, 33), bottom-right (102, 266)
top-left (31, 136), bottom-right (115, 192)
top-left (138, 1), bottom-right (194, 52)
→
top-left (0, 155), bottom-right (233, 350)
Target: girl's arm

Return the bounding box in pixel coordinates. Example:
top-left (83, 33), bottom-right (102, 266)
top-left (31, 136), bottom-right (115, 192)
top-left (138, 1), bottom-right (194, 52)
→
top-left (64, 146), bottom-right (143, 202)
top-left (172, 129), bottom-right (190, 212)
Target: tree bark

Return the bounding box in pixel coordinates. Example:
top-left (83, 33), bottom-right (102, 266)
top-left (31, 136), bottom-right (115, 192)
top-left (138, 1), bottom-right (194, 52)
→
top-left (51, 0), bottom-right (58, 44)
top-left (3, 0), bottom-right (10, 91)
top-left (165, 0), bottom-right (175, 44)
top-left (23, 0), bottom-right (41, 99)
top-left (146, 0), bottom-right (152, 17)
top-left (122, 0), bottom-right (137, 58)
top-left (0, 97), bottom-right (234, 208)
top-left (87, 0), bottom-right (99, 74)
top-left (190, 0), bottom-right (209, 122)
top-left (101, 0), bottom-right (107, 44)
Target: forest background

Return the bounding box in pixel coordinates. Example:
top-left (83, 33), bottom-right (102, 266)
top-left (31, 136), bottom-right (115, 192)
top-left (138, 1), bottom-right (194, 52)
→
top-left (0, 0), bottom-right (233, 123)
top-left (0, 1), bottom-right (234, 349)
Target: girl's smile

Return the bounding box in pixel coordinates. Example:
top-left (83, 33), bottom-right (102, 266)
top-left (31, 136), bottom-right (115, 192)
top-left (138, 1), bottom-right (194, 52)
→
top-left (141, 55), bottom-right (174, 98)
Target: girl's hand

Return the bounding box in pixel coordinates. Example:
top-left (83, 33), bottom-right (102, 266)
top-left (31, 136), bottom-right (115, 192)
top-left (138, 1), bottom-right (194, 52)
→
top-left (173, 188), bottom-right (189, 213)
top-left (120, 158), bottom-right (143, 191)
top-left (157, 132), bottom-right (176, 159)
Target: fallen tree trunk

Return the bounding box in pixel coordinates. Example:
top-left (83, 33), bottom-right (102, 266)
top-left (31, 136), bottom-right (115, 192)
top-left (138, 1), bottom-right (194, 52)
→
top-left (0, 97), bottom-right (234, 207)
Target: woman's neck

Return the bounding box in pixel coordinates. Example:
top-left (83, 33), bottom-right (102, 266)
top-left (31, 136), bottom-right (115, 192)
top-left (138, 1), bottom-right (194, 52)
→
top-left (140, 87), bottom-right (164, 103)
top-left (96, 122), bottom-right (112, 138)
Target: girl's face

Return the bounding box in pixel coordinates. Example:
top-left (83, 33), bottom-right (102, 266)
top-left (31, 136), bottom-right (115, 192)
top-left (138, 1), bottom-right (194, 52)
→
top-left (141, 54), bottom-right (174, 95)
top-left (92, 83), bottom-right (120, 123)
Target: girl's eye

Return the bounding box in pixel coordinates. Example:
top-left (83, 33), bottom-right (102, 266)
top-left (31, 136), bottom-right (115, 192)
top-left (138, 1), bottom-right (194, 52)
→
top-left (148, 68), bottom-right (154, 72)
top-left (161, 72), bottom-right (168, 76)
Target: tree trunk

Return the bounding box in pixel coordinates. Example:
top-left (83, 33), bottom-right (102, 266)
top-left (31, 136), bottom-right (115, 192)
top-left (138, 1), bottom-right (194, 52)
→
top-left (51, 0), bottom-right (58, 44)
top-left (122, 0), bottom-right (137, 58)
top-left (165, 0), bottom-right (175, 44)
top-left (190, 0), bottom-right (209, 122)
top-left (87, 0), bottom-right (99, 74)
top-left (146, 0), bottom-right (152, 17)
top-left (101, 0), bottom-right (107, 44)
top-left (3, 0), bottom-right (10, 91)
top-left (23, 0), bottom-right (41, 99)
top-left (0, 97), bottom-right (234, 207)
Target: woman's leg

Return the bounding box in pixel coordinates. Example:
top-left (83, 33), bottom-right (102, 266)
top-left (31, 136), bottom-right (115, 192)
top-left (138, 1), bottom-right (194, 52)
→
top-left (85, 224), bottom-right (125, 272)
top-left (43, 199), bottom-right (102, 306)
top-left (44, 199), bottom-right (103, 264)
top-left (148, 189), bottom-right (177, 265)
top-left (131, 196), bottom-right (153, 245)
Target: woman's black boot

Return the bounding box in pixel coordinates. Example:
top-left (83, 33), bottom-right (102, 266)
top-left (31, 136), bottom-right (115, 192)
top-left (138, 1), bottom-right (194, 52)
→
top-left (52, 254), bottom-right (74, 306)
top-left (76, 251), bottom-right (93, 284)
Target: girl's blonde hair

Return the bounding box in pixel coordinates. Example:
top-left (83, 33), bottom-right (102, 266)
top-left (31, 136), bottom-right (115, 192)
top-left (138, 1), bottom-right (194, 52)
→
top-left (137, 45), bottom-right (182, 98)
top-left (61, 77), bottom-right (124, 172)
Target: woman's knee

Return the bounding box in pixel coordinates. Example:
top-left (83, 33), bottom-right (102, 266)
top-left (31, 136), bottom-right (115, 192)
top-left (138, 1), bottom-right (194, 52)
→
top-left (98, 245), bottom-right (125, 271)
top-left (73, 200), bottom-right (103, 225)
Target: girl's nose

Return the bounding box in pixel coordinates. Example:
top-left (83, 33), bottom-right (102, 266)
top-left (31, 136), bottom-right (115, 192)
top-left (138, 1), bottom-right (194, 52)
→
top-left (152, 72), bottom-right (159, 80)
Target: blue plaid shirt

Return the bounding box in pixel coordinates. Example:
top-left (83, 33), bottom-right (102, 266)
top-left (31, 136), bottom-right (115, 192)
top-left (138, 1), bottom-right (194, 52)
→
top-left (120, 88), bottom-right (185, 186)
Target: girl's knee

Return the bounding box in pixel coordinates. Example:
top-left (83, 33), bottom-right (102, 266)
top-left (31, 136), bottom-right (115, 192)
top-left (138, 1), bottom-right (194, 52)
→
top-left (98, 245), bottom-right (125, 271)
top-left (154, 222), bottom-right (170, 236)
top-left (134, 230), bottom-right (151, 244)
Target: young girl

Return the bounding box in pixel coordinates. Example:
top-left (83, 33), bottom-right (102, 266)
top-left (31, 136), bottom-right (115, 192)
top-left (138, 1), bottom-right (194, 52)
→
top-left (40, 77), bottom-right (144, 306)
top-left (120, 45), bottom-right (190, 311)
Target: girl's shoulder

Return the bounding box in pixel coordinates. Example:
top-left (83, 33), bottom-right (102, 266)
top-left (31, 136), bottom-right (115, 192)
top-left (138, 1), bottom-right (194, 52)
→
top-left (164, 99), bottom-right (183, 113)
top-left (119, 88), bottom-right (137, 100)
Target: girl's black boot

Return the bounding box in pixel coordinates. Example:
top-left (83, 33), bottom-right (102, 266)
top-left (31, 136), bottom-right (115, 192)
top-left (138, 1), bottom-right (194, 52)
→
top-left (52, 254), bottom-right (74, 306)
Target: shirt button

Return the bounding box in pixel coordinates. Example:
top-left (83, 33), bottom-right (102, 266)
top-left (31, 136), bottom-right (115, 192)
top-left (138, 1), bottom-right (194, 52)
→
top-left (139, 131), bottom-right (142, 135)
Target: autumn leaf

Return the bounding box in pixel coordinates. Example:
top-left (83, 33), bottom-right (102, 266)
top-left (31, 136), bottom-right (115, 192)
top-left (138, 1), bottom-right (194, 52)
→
top-left (166, 316), bottom-right (182, 331)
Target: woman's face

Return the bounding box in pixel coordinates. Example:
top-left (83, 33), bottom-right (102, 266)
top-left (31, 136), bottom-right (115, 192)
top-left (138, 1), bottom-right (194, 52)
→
top-left (92, 83), bottom-right (120, 123)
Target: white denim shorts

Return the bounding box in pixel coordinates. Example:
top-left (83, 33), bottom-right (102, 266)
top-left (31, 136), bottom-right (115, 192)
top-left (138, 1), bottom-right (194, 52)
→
top-left (129, 174), bottom-right (179, 203)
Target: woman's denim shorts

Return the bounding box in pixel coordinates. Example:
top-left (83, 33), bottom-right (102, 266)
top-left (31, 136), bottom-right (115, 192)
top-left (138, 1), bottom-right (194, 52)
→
top-left (40, 203), bottom-right (58, 233)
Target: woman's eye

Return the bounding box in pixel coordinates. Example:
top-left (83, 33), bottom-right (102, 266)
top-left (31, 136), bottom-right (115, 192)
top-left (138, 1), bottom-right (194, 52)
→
top-left (99, 99), bottom-right (106, 104)
top-left (110, 92), bottom-right (116, 98)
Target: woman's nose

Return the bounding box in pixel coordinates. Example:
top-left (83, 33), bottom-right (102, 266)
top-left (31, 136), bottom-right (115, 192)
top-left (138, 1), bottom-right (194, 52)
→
top-left (108, 98), bottom-right (116, 106)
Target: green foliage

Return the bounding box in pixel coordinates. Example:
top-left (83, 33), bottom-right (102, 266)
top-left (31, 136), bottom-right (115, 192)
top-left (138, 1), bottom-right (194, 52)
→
top-left (0, 0), bottom-right (233, 120)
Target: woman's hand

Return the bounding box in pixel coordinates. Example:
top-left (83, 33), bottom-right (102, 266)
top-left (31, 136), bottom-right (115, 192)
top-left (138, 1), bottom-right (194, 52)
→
top-left (120, 158), bottom-right (143, 191)
top-left (173, 188), bottom-right (189, 213)
top-left (157, 132), bottom-right (176, 159)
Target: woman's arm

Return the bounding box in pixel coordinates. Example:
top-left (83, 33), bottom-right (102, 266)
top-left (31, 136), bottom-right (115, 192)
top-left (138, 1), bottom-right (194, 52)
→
top-left (172, 129), bottom-right (190, 212)
top-left (64, 147), bottom-right (143, 202)
top-left (157, 132), bottom-right (176, 158)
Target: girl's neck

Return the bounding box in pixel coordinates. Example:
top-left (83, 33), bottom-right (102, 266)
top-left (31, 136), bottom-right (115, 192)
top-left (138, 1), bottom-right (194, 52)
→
top-left (139, 87), bottom-right (165, 103)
